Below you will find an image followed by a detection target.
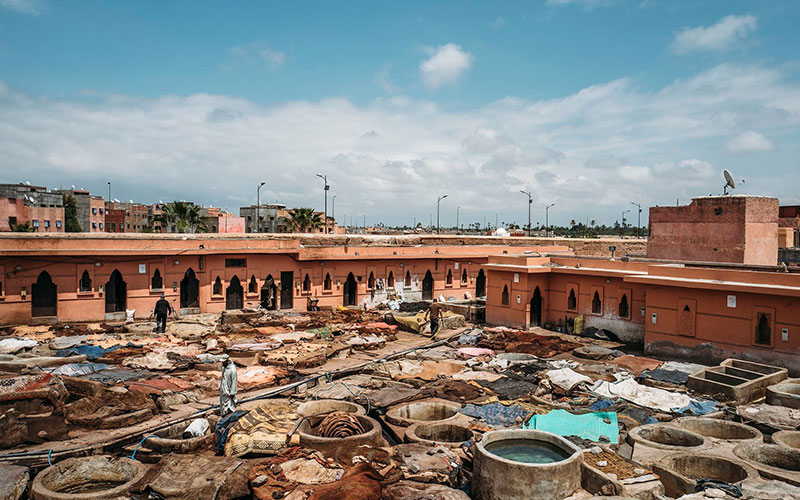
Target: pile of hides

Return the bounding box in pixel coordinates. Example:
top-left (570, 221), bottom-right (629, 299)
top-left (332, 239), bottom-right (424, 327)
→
top-left (314, 411), bottom-right (365, 438)
top-left (136, 453), bottom-right (250, 500)
top-left (64, 389), bottom-right (156, 428)
top-left (393, 444), bottom-right (463, 487)
top-left (250, 447), bottom-right (344, 500)
top-left (0, 373), bottom-right (68, 410)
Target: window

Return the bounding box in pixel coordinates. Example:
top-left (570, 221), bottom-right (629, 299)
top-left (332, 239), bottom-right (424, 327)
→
top-left (92, 207), bottom-right (97, 214)
top-left (225, 258), bottom-right (247, 267)
top-left (45, 220), bottom-right (52, 229)
top-left (405, 271), bottom-right (411, 287)
top-left (79, 270), bottom-right (92, 292)
top-left (249, 275), bottom-right (258, 294)
top-left (368, 272), bottom-right (375, 289)
top-left (461, 268), bottom-right (468, 285)
top-left (303, 274), bottom-right (311, 292)
top-left (99, 222), bottom-right (104, 229)
top-left (618, 294), bottom-right (629, 318)
top-left (501, 285), bottom-right (509, 305)
top-left (99, 208), bottom-right (104, 215)
top-left (446, 269), bottom-right (453, 285)
top-left (755, 313), bottom-right (772, 346)
top-left (56, 220), bottom-right (62, 228)
top-left (591, 291), bottom-right (602, 314)
top-left (387, 271), bottom-right (394, 288)
top-left (32, 220), bottom-right (39, 227)
top-left (324, 273), bottom-right (331, 291)
top-left (92, 222), bottom-right (97, 228)
top-left (213, 276), bottom-right (222, 295)
top-left (567, 289), bottom-right (577, 311)
top-left (151, 269), bottom-right (163, 289)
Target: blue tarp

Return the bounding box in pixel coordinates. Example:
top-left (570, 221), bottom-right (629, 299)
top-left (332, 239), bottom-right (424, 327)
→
top-left (57, 342), bottom-right (140, 361)
top-left (676, 400), bottom-right (718, 416)
top-left (460, 402), bottom-right (529, 427)
top-left (524, 409), bottom-right (619, 444)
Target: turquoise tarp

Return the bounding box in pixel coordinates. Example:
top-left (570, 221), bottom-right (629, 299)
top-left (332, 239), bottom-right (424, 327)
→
top-left (524, 409), bottom-right (619, 444)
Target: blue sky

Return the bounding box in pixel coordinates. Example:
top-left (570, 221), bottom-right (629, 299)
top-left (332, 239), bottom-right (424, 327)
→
top-left (1, 0), bottom-right (799, 227)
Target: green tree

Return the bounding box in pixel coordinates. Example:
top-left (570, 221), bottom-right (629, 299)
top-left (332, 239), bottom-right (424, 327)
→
top-left (63, 194), bottom-right (82, 232)
top-left (12, 222), bottom-right (35, 232)
top-left (154, 201), bottom-right (207, 233)
top-left (283, 208), bottom-right (323, 233)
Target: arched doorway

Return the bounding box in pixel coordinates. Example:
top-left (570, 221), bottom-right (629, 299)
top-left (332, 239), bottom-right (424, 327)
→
top-left (261, 274), bottom-right (277, 310)
top-left (530, 287), bottom-right (542, 326)
top-left (105, 270), bottom-right (126, 313)
top-left (343, 272), bottom-right (357, 306)
top-left (475, 269), bottom-right (486, 297)
top-left (32, 271), bottom-right (57, 317)
top-left (180, 268), bottom-right (199, 308)
top-left (226, 275), bottom-right (243, 310)
top-left (422, 270), bottom-right (434, 300)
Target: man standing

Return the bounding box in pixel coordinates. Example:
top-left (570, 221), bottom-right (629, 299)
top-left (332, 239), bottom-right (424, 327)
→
top-left (153, 293), bottom-right (172, 334)
top-left (219, 355), bottom-right (238, 417)
top-left (424, 298), bottom-right (444, 338)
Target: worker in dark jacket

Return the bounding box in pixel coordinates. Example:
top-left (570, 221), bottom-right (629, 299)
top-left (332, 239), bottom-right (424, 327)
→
top-left (154, 293), bottom-right (173, 333)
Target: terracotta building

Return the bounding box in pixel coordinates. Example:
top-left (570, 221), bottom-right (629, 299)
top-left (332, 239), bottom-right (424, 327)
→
top-left (0, 184), bottom-right (65, 233)
top-left (647, 196), bottom-right (779, 266)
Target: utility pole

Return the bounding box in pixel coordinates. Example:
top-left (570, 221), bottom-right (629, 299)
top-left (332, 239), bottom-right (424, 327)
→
top-left (456, 206), bottom-right (460, 234)
top-left (437, 194), bottom-right (448, 234)
top-left (520, 190), bottom-right (532, 237)
top-left (630, 201), bottom-right (642, 238)
top-left (316, 174), bottom-right (329, 234)
top-left (107, 181), bottom-right (111, 203)
top-left (545, 203), bottom-right (555, 237)
top-left (622, 209), bottom-right (631, 236)
top-left (256, 181), bottom-right (265, 233)
top-left (332, 195), bottom-right (336, 229)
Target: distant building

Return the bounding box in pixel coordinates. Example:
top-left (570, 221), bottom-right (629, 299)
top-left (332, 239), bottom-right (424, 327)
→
top-left (647, 195), bottom-right (779, 266)
top-left (201, 206), bottom-right (245, 233)
top-left (54, 189), bottom-right (105, 232)
top-left (779, 205), bottom-right (800, 248)
top-left (0, 183), bottom-right (65, 233)
top-left (240, 204), bottom-right (288, 233)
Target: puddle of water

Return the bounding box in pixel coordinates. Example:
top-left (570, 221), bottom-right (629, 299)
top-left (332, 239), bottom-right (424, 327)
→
top-left (485, 439), bottom-right (570, 464)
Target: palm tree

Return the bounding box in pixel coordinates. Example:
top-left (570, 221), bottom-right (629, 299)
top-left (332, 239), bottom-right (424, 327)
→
top-left (11, 222), bottom-right (35, 232)
top-left (154, 201), bottom-right (207, 233)
top-left (283, 208), bottom-right (323, 233)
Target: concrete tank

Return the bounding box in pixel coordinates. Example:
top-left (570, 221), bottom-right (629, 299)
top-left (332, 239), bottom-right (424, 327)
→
top-left (472, 429), bottom-right (582, 500)
top-left (296, 399), bottom-right (366, 418)
top-left (31, 456), bottom-right (146, 500)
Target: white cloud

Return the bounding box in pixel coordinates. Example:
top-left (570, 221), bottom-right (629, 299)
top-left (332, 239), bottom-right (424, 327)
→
top-left (374, 64), bottom-right (398, 94)
top-left (671, 14), bottom-right (758, 54)
top-left (0, 0), bottom-right (45, 14)
top-left (490, 16), bottom-right (506, 29)
top-left (224, 41), bottom-right (286, 70)
top-left (0, 63), bottom-right (798, 226)
top-left (419, 44), bottom-right (474, 90)
top-left (725, 131), bottom-right (774, 153)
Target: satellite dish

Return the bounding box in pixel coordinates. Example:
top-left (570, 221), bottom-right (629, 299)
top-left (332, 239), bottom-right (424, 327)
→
top-left (723, 169), bottom-right (745, 195)
top-left (25, 181), bottom-right (31, 185)
top-left (71, 185), bottom-right (76, 189)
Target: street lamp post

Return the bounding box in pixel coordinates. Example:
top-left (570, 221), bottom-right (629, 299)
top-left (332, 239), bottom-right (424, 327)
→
top-left (332, 195), bottom-right (336, 230)
top-left (256, 181), bottom-right (265, 233)
top-left (545, 203), bottom-right (556, 237)
top-left (622, 209), bottom-right (631, 236)
top-left (630, 201), bottom-right (642, 238)
top-left (456, 206), bottom-right (460, 234)
top-left (316, 174), bottom-right (329, 234)
top-left (437, 194), bottom-right (448, 234)
top-left (107, 181), bottom-right (111, 203)
top-left (520, 190), bottom-right (533, 237)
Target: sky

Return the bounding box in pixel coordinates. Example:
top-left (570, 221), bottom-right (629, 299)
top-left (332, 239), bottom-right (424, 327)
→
top-left (1, 0), bottom-right (799, 228)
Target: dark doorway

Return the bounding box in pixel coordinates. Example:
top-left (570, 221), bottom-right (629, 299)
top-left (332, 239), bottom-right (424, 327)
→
top-left (475, 269), bottom-right (486, 297)
top-left (343, 272), bottom-right (357, 306)
top-left (591, 291), bottom-right (602, 314)
top-left (280, 271), bottom-right (293, 309)
top-left (105, 270), bottom-right (126, 313)
top-left (530, 287), bottom-right (542, 326)
top-left (618, 294), bottom-right (629, 318)
top-left (32, 271), bottom-right (57, 317)
top-left (422, 270), bottom-right (434, 300)
top-left (261, 275), bottom-right (277, 310)
top-left (226, 275), bottom-right (243, 310)
top-left (180, 268), bottom-right (199, 308)
top-left (755, 313), bottom-right (771, 345)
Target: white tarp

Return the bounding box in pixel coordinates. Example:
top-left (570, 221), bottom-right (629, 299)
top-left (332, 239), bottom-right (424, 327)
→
top-left (0, 338), bottom-right (37, 354)
top-left (591, 378), bottom-right (692, 412)
top-left (546, 367), bottom-right (592, 391)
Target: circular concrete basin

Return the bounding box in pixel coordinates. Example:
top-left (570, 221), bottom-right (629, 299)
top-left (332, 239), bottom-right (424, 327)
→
top-left (772, 431), bottom-right (800, 450)
top-left (674, 417), bottom-right (762, 444)
top-left (385, 400), bottom-right (461, 427)
top-left (145, 415), bottom-right (219, 454)
top-left (653, 452), bottom-right (757, 498)
top-left (766, 379), bottom-right (800, 409)
top-left (473, 429), bottom-right (582, 500)
top-left (734, 443), bottom-right (800, 486)
top-left (405, 422), bottom-right (476, 447)
top-left (296, 399), bottom-right (366, 418)
top-left (629, 423), bottom-right (706, 450)
top-left (297, 415), bottom-right (383, 462)
top-left (32, 456), bottom-right (146, 500)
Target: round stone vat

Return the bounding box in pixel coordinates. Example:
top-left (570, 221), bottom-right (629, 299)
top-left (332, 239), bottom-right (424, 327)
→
top-left (297, 415), bottom-right (383, 462)
top-left (473, 429), bottom-right (582, 500)
top-left (296, 399), bottom-right (366, 418)
top-left (772, 431), bottom-right (800, 450)
top-left (766, 378), bottom-right (800, 409)
top-left (385, 400), bottom-right (461, 427)
top-left (145, 415), bottom-right (219, 455)
top-left (653, 452), bottom-right (758, 498)
top-left (674, 417), bottom-right (762, 444)
top-left (734, 443), bottom-right (800, 486)
top-left (32, 456), bottom-right (146, 500)
top-left (628, 423), bottom-right (708, 466)
top-left (405, 422), bottom-right (476, 447)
